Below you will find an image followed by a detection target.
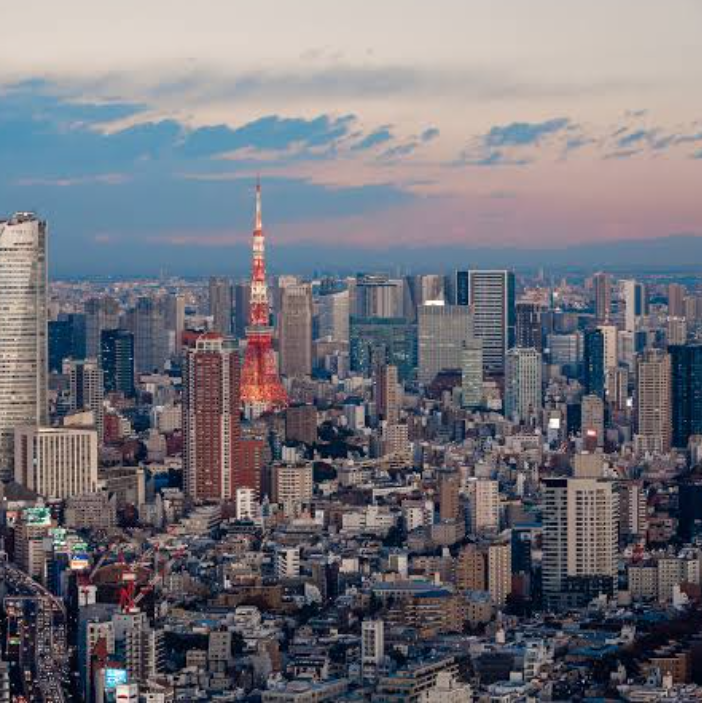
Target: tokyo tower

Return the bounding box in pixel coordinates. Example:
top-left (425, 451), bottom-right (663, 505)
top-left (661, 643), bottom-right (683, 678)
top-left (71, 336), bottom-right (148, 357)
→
top-left (240, 183), bottom-right (287, 416)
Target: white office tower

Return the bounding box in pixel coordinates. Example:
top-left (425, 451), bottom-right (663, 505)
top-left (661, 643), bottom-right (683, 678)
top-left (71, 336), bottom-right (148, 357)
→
top-left (418, 303), bottom-right (473, 385)
top-left (461, 339), bottom-right (483, 409)
top-left (14, 426), bottom-right (98, 499)
top-left (361, 619), bottom-right (385, 677)
top-left (621, 279), bottom-right (647, 333)
top-left (468, 270), bottom-right (515, 375)
top-left (504, 347), bottom-right (542, 425)
top-left (0, 213), bottom-right (48, 480)
top-left (318, 288), bottom-right (350, 342)
top-left (276, 546), bottom-right (301, 579)
top-left (64, 358), bottom-right (105, 441)
top-left (466, 478), bottom-right (499, 535)
top-left (542, 478), bottom-right (618, 610)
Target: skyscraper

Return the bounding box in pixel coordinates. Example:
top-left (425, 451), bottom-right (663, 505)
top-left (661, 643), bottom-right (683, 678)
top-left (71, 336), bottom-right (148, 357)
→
top-left (209, 277), bottom-right (233, 336)
top-left (593, 272), bottom-right (612, 323)
top-left (581, 394), bottom-right (605, 448)
top-left (317, 288), bottom-right (350, 342)
top-left (621, 279), bottom-right (648, 333)
top-left (515, 301), bottom-right (543, 351)
top-left (240, 184), bottom-right (287, 416)
top-left (129, 296), bottom-right (168, 375)
top-left (542, 477), bottom-right (618, 610)
top-left (461, 338), bottom-right (483, 408)
top-left (100, 329), bottom-right (135, 397)
top-left (449, 270), bottom-right (470, 306)
top-left (234, 282), bottom-right (251, 339)
top-left (583, 329), bottom-right (605, 398)
top-left (668, 283), bottom-right (686, 318)
top-left (504, 347), bottom-right (542, 425)
top-left (635, 349), bottom-right (672, 454)
top-left (468, 270), bottom-right (515, 375)
top-left (183, 333), bottom-right (241, 501)
top-left (374, 364), bottom-right (400, 425)
top-left (417, 303), bottom-right (474, 385)
top-left (355, 275), bottom-right (404, 319)
top-left (0, 213), bottom-right (48, 479)
top-left (85, 296), bottom-right (120, 359)
top-left (670, 344), bottom-right (702, 448)
top-left (64, 358), bottom-right (105, 440)
top-left (279, 283), bottom-right (313, 378)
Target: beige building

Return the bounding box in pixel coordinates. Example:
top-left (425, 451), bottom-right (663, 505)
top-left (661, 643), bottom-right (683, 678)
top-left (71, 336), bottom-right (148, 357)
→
top-left (488, 542), bottom-right (512, 607)
top-left (272, 463), bottom-right (313, 515)
top-left (15, 426), bottom-right (98, 499)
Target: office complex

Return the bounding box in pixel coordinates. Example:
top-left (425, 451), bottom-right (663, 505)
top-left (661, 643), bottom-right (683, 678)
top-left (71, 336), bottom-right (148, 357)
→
top-left (208, 277), bottom-right (233, 336)
top-left (100, 329), bottom-right (135, 397)
top-left (504, 347), bottom-right (542, 425)
top-left (670, 344), bottom-right (702, 448)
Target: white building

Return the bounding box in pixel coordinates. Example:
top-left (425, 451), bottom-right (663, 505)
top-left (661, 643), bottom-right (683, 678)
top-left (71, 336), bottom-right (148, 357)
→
top-left (0, 213), bottom-right (48, 480)
top-left (466, 478), bottom-right (499, 535)
top-left (276, 547), bottom-right (301, 579)
top-left (318, 288), bottom-right (350, 342)
top-left (362, 619), bottom-right (385, 676)
top-left (14, 426), bottom-right (98, 499)
top-left (504, 347), bottom-right (542, 425)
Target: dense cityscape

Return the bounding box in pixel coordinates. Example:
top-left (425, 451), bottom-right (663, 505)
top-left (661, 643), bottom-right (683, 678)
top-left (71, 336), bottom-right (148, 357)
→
top-left (1, 184), bottom-right (702, 703)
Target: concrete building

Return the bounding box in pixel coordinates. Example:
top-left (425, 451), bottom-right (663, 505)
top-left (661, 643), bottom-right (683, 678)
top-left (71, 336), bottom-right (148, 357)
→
top-left (208, 276), bottom-right (233, 336)
top-left (318, 288), bottom-right (350, 342)
top-left (64, 358), bottom-right (104, 440)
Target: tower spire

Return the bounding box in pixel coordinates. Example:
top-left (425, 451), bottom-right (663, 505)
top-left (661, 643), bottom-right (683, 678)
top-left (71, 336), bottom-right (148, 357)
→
top-left (255, 178), bottom-right (262, 232)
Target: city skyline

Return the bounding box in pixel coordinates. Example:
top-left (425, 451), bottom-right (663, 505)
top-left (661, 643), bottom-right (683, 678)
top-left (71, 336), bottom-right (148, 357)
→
top-left (1, 0), bottom-right (702, 274)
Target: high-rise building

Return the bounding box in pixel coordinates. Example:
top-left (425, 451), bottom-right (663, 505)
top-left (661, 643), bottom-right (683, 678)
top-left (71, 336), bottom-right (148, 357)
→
top-left (355, 275), bottom-right (404, 318)
top-left (164, 293), bottom-right (185, 354)
top-left (209, 277), bottom-right (233, 336)
top-left (0, 213), bottom-right (48, 480)
top-left (238, 434), bottom-right (266, 500)
top-left (279, 283), bottom-right (313, 378)
top-left (49, 314), bottom-right (86, 372)
top-left (361, 620), bottom-right (385, 676)
top-left (129, 296), bottom-right (168, 375)
top-left (597, 324), bottom-right (618, 373)
top-left (100, 329), bottom-right (135, 397)
top-left (374, 364), bottom-right (400, 425)
top-left (438, 470), bottom-right (461, 522)
top-left (285, 404), bottom-right (318, 445)
top-left (635, 349), bottom-right (672, 454)
top-left (515, 302), bottom-right (543, 351)
top-left (468, 270), bottom-right (516, 375)
top-left (234, 282), bottom-right (251, 339)
top-left (350, 317), bottom-right (416, 381)
top-left (14, 426), bottom-right (98, 499)
top-left (667, 317), bottom-right (687, 346)
top-left (417, 303), bottom-right (473, 385)
top-left (542, 477), bottom-right (618, 610)
top-left (64, 358), bottom-right (105, 440)
top-left (271, 463), bottom-right (313, 515)
top-left (593, 272), bottom-right (612, 323)
top-left (461, 338), bottom-right (483, 409)
top-left (581, 394), bottom-right (605, 448)
top-left (183, 333), bottom-right (241, 501)
top-left (449, 270), bottom-right (470, 307)
top-left (621, 279), bottom-right (648, 333)
top-left (668, 283), bottom-right (686, 318)
top-left (488, 542), bottom-right (512, 607)
top-left (85, 296), bottom-right (120, 359)
top-left (504, 347), bottom-right (542, 425)
top-left (583, 329), bottom-right (605, 398)
top-left (240, 185), bottom-right (287, 416)
top-left (670, 344), bottom-right (702, 448)
top-left (317, 288), bottom-right (350, 342)
top-left (466, 478), bottom-right (499, 535)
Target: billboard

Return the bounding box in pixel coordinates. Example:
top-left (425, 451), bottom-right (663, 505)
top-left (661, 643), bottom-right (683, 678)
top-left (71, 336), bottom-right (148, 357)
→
top-left (23, 506), bottom-right (51, 526)
top-left (104, 668), bottom-right (128, 690)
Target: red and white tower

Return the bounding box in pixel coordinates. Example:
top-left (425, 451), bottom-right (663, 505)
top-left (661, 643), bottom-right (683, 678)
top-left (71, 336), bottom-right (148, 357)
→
top-left (240, 183), bottom-right (287, 417)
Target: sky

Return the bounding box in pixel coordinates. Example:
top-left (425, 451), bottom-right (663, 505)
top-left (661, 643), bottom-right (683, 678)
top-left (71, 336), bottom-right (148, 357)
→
top-left (1, 0), bottom-right (701, 275)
